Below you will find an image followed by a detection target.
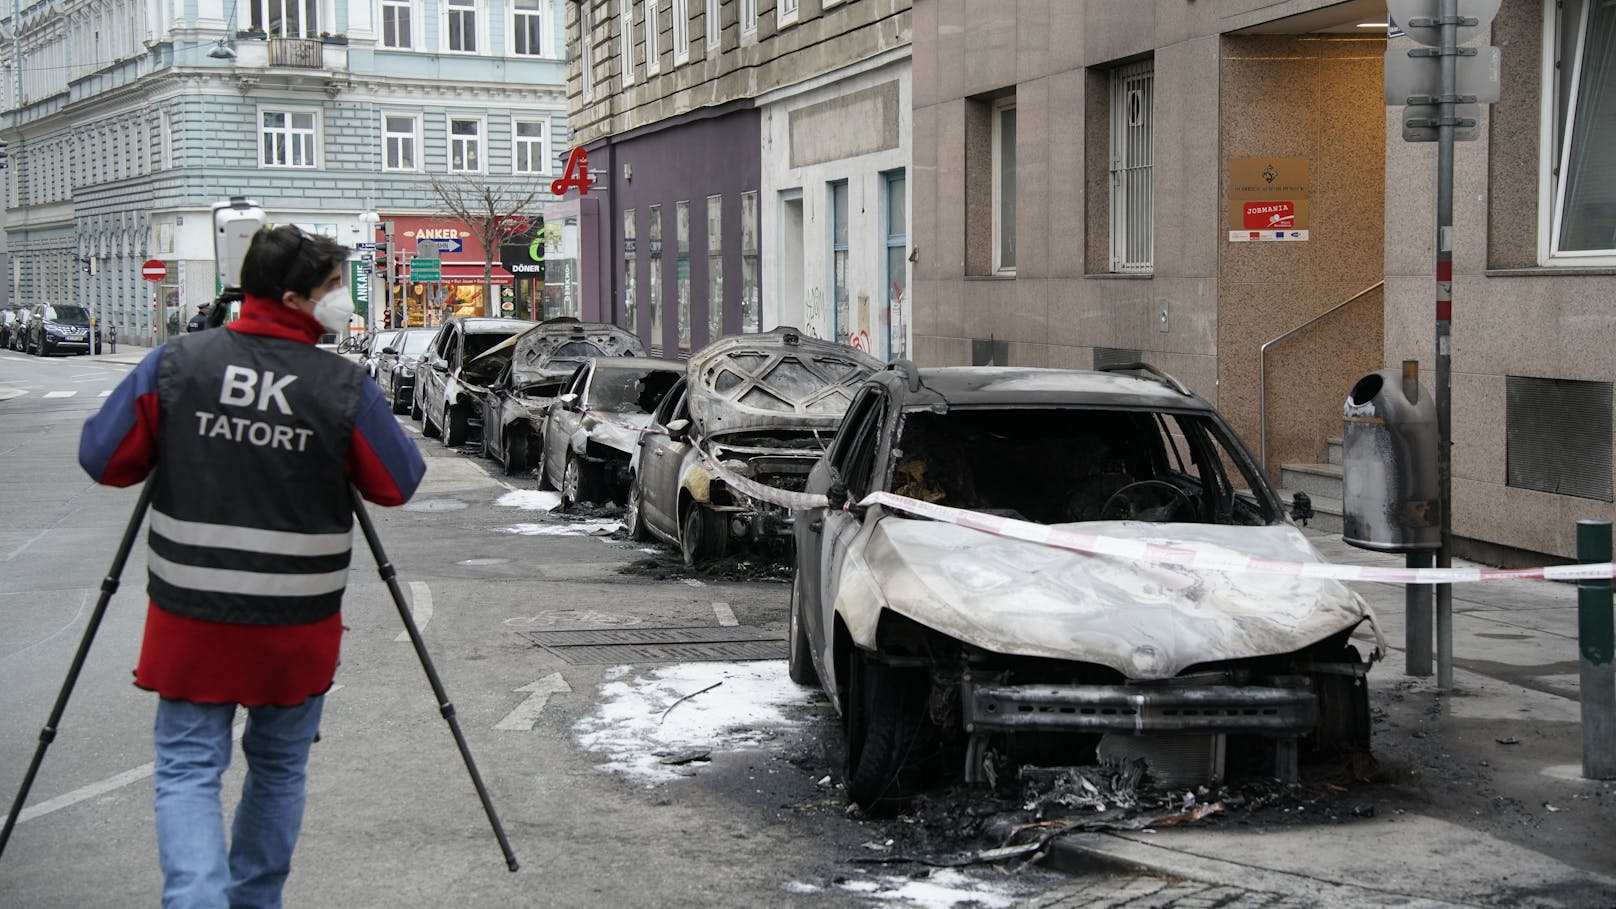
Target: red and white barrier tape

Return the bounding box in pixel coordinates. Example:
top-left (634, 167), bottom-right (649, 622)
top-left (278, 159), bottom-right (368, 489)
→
top-left (692, 452), bottom-right (1616, 585)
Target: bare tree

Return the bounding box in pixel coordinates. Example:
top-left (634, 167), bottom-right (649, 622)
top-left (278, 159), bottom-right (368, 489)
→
top-left (427, 174), bottom-right (544, 318)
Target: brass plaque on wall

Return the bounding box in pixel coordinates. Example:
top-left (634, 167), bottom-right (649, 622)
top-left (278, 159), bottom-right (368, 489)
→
top-left (1228, 157), bottom-right (1310, 242)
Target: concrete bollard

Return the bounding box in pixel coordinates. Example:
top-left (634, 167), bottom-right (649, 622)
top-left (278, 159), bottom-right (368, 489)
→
top-left (1577, 519), bottom-right (1615, 780)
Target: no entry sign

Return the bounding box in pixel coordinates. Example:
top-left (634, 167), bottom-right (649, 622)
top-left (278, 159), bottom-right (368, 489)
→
top-left (141, 259), bottom-right (167, 282)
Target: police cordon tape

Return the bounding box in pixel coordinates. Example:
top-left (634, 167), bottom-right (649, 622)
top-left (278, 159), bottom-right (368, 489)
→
top-left (693, 445), bottom-right (1616, 586)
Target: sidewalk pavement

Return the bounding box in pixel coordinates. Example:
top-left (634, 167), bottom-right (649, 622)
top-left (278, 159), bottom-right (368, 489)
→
top-left (84, 339), bottom-right (156, 367)
top-left (1048, 528), bottom-right (1616, 908)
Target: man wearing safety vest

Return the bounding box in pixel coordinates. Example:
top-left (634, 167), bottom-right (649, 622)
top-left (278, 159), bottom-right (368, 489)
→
top-left (78, 225), bottom-right (426, 908)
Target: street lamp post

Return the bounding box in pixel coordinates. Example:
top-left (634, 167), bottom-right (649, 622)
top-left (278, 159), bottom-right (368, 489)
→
top-left (357, 210), bottom-right (381, 333)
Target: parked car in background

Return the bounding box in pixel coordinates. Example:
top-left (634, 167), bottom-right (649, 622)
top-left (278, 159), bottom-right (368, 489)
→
top-left (477, 320), bottom-right (647, 476)
top-left (24, 303), bottom-right (100, 356)
top-left (0, 308), bottom-right (17, 349)
top-left (360, 329), bottom-right (401, 377)
top-left (375, 328), bottom-right (438, 414)
top-left (626, 328), bottom-right (881, 566)
top-left (789, 362), bottom-right (1380, 813)
top-left (539, 357), bottom-right (684, 508)
top-left (413, 316), bottom-right (537, 447)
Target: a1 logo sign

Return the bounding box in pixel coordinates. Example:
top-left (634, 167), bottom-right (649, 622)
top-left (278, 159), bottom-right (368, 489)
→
top-left (551, 148), bottom-right (594, 197)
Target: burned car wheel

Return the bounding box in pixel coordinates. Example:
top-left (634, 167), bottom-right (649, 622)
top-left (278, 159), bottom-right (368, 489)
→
top-left (443, 404), bottom-right (469, 447)
top-left (503, 433), bottom-right (528, 476)
top-left (679, 504), bottom-right (727, 568)
top-left (561, 456), bottom-right (602, 509)
top-left (624, 481), bottom-right (650, 541)
top-left (844, 649), bottom-right (928, 813)
top-left (787, 573), bottom-right (817, 686)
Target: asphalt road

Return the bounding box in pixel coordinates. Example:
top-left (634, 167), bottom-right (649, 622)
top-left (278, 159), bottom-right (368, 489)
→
top-left (0, 348), bottom-right (1095, 908)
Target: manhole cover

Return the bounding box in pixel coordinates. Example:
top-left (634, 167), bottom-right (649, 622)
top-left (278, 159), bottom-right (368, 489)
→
top-left (520, 626), bottom-right (785, 664)
top-left (404, 499), bottom-right (467, 512)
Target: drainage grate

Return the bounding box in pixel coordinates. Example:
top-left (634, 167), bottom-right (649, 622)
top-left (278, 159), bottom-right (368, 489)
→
top-left (519, 626), bottom-right (786, 664)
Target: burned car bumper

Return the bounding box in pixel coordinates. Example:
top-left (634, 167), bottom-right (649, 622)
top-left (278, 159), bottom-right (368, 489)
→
top-left (962, 680), bottom-right (1317, 735)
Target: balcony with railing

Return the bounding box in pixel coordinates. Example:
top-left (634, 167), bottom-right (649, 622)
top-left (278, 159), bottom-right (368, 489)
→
top-left (230, 33), bottom-right (349, 73)
top-left (269, 37), bottom-right (322, 67)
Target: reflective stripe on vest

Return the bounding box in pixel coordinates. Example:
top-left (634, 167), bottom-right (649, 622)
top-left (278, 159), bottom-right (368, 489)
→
top-left (148, 551), bottom-right (350, 597)
top-left (150, 509), bottom-right (351, 557)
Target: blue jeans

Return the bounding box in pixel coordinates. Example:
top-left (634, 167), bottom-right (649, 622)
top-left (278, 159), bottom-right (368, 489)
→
top-left (153, 696), bottom-right (324, 909)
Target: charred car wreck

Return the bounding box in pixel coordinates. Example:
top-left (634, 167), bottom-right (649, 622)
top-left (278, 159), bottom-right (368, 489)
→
top-left (626, 328), bottom-right (882, 565)
top-left (790, 362), bottom-right (1382, 812)
top-left (539, 357), bottom-right (685, 508)
top-left (477, 320), bottom-right (647, 475)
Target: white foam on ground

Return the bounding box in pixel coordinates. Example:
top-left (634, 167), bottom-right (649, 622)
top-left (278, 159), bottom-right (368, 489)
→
top-left (495, 489), bottom-right (562, 512)
top-left (836, 869), bottom-right (1020, 908)
top-left (498, 520), bottom-right (622, 536)
top-left (573, 660), bottom-right (809, 785)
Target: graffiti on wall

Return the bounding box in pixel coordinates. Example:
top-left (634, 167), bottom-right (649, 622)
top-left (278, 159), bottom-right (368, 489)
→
top-left (803, 286), bottom-right (827, 338)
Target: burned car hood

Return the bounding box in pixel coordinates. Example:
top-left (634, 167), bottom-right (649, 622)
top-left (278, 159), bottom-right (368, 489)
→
top-left (831, 518), bottom-right (1376, 681)
top-left (686, 328), bottom-right (882, 437)
top-left (479, 321), bottom-right (646, 375)
top-left (581, 411), bottom-right (652, 454)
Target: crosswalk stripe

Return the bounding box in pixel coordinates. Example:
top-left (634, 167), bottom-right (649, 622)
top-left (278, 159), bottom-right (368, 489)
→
top-left (43, 391), bottom-right (76, 398)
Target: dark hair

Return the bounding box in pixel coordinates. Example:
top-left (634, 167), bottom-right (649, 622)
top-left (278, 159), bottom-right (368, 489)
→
top-left (239, 225), bottom-right (349, 300)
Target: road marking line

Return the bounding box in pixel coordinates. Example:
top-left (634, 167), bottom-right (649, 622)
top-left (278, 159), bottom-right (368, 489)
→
top-left (0, 389), bottom-right (26, 401)
top-left (713, 602), bottom-right (738, 627)
top-left (99, 390), bottom-right (112, 397)
top-left (43, 391), bottom-right (76, 398)
top-left (17, 685), bottom-right (345, 825)
top-left (394, 581), bottom-right (434, 642)
top-left (682, 578), bottom-right (706, 588)
top-left (494, 673), bottom-right (572, 732)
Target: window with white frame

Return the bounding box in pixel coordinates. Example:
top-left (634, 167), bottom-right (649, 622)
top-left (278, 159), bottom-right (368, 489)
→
top-left (381, 0), bottom-right (412, 48)
top-left (673, 0), bottom-right (689, 62)
top-left (512, 0), bottom-right (545, 56)
top-left (513, 118), bottom-right (549, 174)
top-left (580, 1), bottom-right (595, 100)
top-left (446, 0), bottom-right (478, 52)
top-left (992, 98), bottom-right (1016, 273)
top-left (705, 0), bottom-right (720, 48)
top-left (1109, 59), bottom-right (1153, 273)
top-left (250, 0), bottom-right (319, 37)
top-left (621, 0), bottom-right (635, 84)
top-left (741, 0), bottom-right (755, 36)
top-left (1544, 0), bottom-right (1616, 263)
top-left (383, 113), bottom-right (418, 171)
top-left (645, 0), bottom-right (660, 74)
top-left (260, 110), bottom-right (318, 168)
top-left (448, 118), bottom-right (483, 172)
top-left (778, 0), bottom-right (797, 27)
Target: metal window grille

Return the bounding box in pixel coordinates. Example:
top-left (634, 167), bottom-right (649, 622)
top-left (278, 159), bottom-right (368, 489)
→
top-left (1506, 376), bottom-right (1614, 501)
top-left (1109, 59), bottom-right (1154, 273)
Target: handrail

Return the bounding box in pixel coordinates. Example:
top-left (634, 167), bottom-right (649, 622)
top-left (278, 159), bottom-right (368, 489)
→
top-left (1258, 280), bottom-right (1385, 473)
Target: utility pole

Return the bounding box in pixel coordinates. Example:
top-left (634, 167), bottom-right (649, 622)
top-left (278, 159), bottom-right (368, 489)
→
top-left (1385, 0), bottom-right (1499, 688)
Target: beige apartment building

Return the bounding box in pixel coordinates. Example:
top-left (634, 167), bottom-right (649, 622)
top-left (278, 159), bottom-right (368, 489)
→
top-left (910, 0), bottom-right (1615, 562)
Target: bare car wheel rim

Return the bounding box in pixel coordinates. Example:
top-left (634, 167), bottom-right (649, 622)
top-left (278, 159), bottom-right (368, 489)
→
top-left (563, 459), bottom-right (579, 503)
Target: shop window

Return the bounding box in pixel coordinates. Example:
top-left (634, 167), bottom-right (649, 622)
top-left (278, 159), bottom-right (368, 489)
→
top-left (741, 190), bottom-right (759, 332)
top-left (707, 194), bottom-right (724, 342)
top-left (624, 208), bottom-right (637, 334)
top-left (676, 200), bottom-right (692, 350)
top-left (649, 204), bottom-right (663, 352)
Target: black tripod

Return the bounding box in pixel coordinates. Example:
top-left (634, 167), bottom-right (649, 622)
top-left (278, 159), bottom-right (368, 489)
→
top-left (1, 483), bottom-right (519, 873)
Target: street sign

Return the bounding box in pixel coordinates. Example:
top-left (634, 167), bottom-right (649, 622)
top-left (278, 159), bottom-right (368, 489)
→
top-left (1386, 0), bottom-right (1499, 46)
top-left (1384, 45), bottom-right (1501, 105)
top-left (141, 259), bottom-right (166, 282)
top-left (409, 257), bottom-right (441, 282)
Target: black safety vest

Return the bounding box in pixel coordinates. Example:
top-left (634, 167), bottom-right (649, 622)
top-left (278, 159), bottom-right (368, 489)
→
top-left (148, 329), bottom-right (365, 625)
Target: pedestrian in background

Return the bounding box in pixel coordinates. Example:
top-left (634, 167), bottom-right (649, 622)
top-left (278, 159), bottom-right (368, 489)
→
top-left (186, 303), bottom-right (210, 333)
top-left (78, 225), bottom-right (427, 908)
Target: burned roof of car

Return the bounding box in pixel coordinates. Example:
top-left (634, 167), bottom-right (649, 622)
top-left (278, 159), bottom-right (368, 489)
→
top-left (460, 317), bottom-right (539, 335)
top-left (685, 328), bottom-right (884, 436)
top-left (890, 366), bottom-right (1214, 411)
top-left (472, 320), bottom-right (647, 379)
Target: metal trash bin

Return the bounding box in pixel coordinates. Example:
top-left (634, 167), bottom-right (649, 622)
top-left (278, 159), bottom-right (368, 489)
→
top-left (1341, 365), bottom-right (1440, 552)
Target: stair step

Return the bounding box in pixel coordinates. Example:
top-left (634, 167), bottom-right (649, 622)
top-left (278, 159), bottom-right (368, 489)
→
top-left (1280, 462), bottom-right (1343, 500)
top-left (1278, 488), bottom-right (1343, 534)
top-left (1326, 436), bottom-right (1343, 466)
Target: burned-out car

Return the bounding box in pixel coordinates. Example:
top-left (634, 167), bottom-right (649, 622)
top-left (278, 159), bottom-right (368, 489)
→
top-left (477, 320), bottom-right (647, 475)
top-left (790, 362), bottom-right (1381, 812)
top-left (413, 317), bottom-right (537, 446)
top-left (539, 357), bottom-right (685, 508)
top-left (625, 328), bottom-right (882, 565)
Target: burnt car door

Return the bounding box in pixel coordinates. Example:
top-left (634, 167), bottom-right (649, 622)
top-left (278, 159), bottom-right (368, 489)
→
top-left (638, 378), bottom-right (692, 538)
top-left (541, 363), bottom-right (591, 489)
top-left (799, 386), bottom-right (889, 687)
top-left (419, 323), bottom-right (458, 432)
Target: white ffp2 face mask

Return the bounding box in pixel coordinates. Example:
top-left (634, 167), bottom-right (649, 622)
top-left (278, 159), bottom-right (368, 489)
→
top-left (311, 288), bottom-right (354, 334)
